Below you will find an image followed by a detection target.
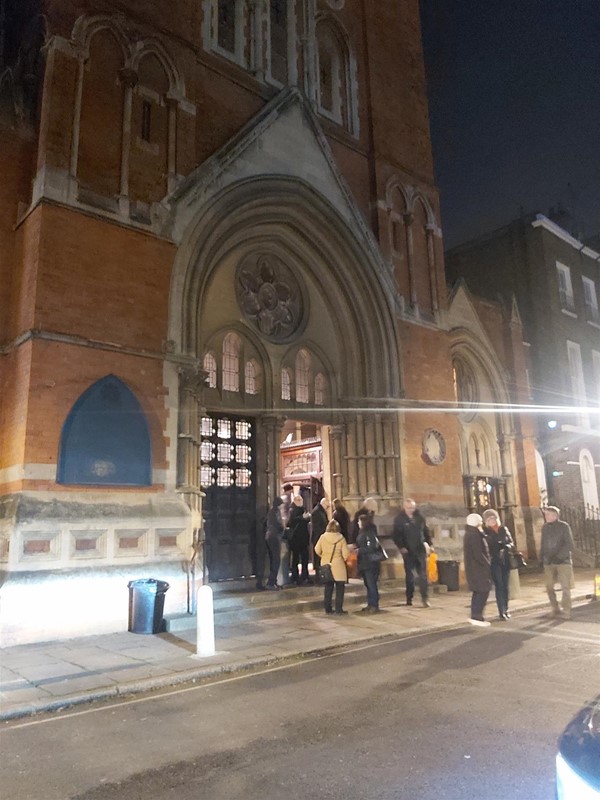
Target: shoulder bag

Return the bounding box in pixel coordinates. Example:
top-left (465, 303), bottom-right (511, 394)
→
top-left (319, 539), bottom-right (339, 583)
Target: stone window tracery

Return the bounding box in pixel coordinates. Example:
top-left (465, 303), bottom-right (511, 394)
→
top-left (315, 372), bottom-right (326, 406)
top-left (203, 352), bottom-right (217, 388)
top-left (295, 349), bottom-right (312, 404)
top-left (281, 367), bottom-right (292, 401)
top-left (314, 16), bottom-right (358, 136)
top-left (222, 332), bottom-right (241, 392)
top-left (204, 0), bottom-right (247, 66)
top-left (244, 359), bottom-right (260, 395)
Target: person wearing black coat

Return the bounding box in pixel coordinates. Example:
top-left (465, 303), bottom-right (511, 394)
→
top-left (287, 496), bottom-right (312, 584)
top-left (355, 514), bottom-right (385, 613)
top-left (332, 498), bottom-right (351, 541)
top-left (483, 509), bottom-right (514, 620)
top-left (310, 498), bottom-right (330, 581)
top-left (265, 496), bottom-right (284, 590)
top-left (392, 499), bottom-right (432, 607)
top-left (463, 513), bottom-right (492, 626)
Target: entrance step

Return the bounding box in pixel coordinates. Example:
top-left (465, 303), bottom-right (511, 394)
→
top-left (165, 578), bottom-right (415, 632)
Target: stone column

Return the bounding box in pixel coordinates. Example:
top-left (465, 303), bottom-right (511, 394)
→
top-left (356, 414), bottom-right (367, 498)
top-left (364, 415), bottom-right (377, 495)
top-left (118, 67), bottom-right (138, 216)
top-left (498, 432), bottom-right (517, 509)
top-left (426, 224), bottom-right (439, 312)
top-left (374, 413), bottom-right (387, 496)
top-left (69, 54), bottom-right (86, 183)
top-left (403, 213), bottom-right (417, 307)
top-left (262, 415), bottom-right (286, 506)
top-left (166, 96), bottom-right (178, 194)
top-left (249, 0), bottom-right (265, 82)
top-left (330, 423), bottom-right (346, 500)
top-left (345, 414), bottom-right (360, 500)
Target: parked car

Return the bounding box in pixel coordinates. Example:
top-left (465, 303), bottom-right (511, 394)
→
top-left (556, 694), bottom-right (600, 799)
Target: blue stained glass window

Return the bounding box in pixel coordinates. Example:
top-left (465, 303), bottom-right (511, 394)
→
top-left (57, 375), bottom-right (152, 486)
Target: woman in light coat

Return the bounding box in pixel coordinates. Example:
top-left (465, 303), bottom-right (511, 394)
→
top-left (314, 520), bottom-right (350, 615)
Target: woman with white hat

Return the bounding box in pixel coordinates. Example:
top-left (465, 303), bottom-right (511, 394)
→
top-left (463, 513), bottom-right (493, 627)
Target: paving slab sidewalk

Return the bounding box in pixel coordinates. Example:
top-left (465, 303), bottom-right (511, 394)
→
top-left (1, 571), bottom-right (597, 721)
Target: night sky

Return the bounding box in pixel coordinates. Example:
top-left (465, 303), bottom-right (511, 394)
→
top-left (420, 0), bottom-right (600, 249)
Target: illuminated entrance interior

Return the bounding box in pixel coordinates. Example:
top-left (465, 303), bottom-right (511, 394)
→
top-left (280, 419), bottom-right (325, 509)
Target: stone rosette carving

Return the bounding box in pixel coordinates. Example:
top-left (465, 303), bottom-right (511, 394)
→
top-left (235, 253), bottom-right (304, 342)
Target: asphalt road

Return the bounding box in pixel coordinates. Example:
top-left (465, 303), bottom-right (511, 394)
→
top-left (2, 604), bottom-right (599, 800)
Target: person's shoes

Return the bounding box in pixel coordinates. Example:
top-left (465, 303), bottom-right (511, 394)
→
top-left (325, 609), bottom-right (334, 614)
top-left (368, 606), bottom-right (380, 614)
top-left (406, 599), bottom-right (413, 606)
top-left (468, 618), bottom-right (491, 627)
top-left (266, 584), bottom-right (281, 591)
top-left (335, 610), bottom-right (348, 615)
top-left (560, 610), bottom-right (572, 620)
top-left (503, 612), bottom-right (511, 619)
top-left (498, 614), bottom-right (507, 621)
top-left (422, 598), bottom-right (431, 608)
top-left (359, 606), bottom-right (372, 613)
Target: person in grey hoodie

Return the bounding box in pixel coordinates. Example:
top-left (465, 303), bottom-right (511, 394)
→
top-left (541, 506), bottom-right (574, 619)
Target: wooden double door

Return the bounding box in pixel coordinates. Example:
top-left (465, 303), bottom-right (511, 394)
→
top-left (200, 413), bottom-right (259, 581)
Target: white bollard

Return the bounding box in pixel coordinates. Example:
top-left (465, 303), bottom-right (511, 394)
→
top-left (196, 585), bottom-right (215, 657)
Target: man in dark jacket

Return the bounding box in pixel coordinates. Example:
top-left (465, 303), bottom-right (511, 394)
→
top-left (392, 498), bottom-right (432, 607)
top-left (463, 513), bottom-right (492, 626)
top-left (541, 506), bottom-right (574, 619)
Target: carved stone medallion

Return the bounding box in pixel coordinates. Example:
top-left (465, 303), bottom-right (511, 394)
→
top-left (235, 253), bottom-right (304, 342)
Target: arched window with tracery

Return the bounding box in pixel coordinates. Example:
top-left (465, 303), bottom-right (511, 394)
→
top-left (268, 0), bottom-right (290, 84)
top-left (467, 434), bottom-right (480, 471)
top-left (411, 198), bottom-right (432, 314)
top-left (203, 352), bottom-right (217, 388)
top-left (315, 17), bottom-right (357, 135)
top-left (295, 349), bottom-right (311, 403)
top-left (204, 0), bottom-right (246, 66)
top-left (129, 53), bottom-right (170, 204)
top-left (580, 448), bottom-right (600, 512)
top-left (315, 373), bottom-right (326, 406)
top-left (78, 28), bottom-right (124, 198)
top-left (281, 367), bottom-right (292, 401)
top-left (244, 359), bottom-right (260, 395)
top-left (453, 358), bottom-right (477, 410)
top-left (222, 332), bottom-right (241, 392)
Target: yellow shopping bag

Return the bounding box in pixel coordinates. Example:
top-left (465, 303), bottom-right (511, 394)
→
top-left (427, 551), bottom-right (438, 583)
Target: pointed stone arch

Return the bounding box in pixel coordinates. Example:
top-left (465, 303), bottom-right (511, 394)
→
top-left (170, 176), bottom-right (401, 401)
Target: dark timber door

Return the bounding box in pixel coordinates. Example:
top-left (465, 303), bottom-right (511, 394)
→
top-left (200, 414), bottom-right (257, 581)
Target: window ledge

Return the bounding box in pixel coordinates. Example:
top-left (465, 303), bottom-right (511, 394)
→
top-left (560, 307), bottom-right (578, 318)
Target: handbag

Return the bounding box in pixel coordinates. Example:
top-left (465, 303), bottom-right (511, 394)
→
top-left (507, 549), bottom-right (527, 570)
top-left (319, 540), bottom-right (339, 583)
top-left (367, 536), bottom-right (388, 563)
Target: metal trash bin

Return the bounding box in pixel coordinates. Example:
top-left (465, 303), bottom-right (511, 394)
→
top-left (127, 578), bottom-right (170, 634)
top-left (437, 560), bottom-right (459, 591)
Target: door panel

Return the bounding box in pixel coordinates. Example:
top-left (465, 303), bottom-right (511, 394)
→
top-left (200, 414), bottom-right (257, 581)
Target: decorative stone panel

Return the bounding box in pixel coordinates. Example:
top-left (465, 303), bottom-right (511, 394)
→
top-left (19, 530), bottom-right (62, 562)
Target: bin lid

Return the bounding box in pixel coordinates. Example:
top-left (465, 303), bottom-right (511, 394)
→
top-left (127, 578), bottom-right (170, 592)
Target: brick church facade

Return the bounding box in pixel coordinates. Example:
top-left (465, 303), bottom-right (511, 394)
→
top-left (0, 0), bottom-right (541, 644)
